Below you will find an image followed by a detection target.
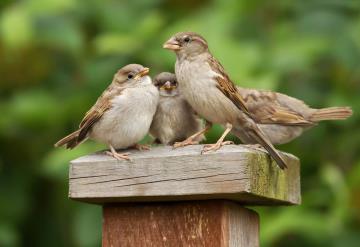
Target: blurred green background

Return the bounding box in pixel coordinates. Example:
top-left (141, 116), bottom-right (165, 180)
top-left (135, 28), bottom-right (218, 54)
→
top-left (0, 0), bottom-right (359, 246)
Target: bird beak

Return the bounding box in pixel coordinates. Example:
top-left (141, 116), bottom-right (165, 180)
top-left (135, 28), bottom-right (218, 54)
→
top-left (163, 37), bottom-right (181, 50)
top-left (160, 81), bottom-right (173, 90)
top-left (134, 67), bottom-right (150, 80)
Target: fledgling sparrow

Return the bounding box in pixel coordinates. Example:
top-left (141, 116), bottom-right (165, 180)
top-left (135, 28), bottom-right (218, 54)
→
top-left (55, 64), bottom-right (159, 160)
top-left (149, 72), bottom-right (205, 145)
top-left (163, 32), bottom-right (287, 169)
top-left (237, 87), bottom-right (352, 145)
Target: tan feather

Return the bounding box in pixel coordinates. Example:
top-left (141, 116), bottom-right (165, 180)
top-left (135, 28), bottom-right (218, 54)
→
top-left (55, 77), bottom-right (123, 149)
top-left (310, 107), bottom-right (352, 122)
top-left (54, 130), bottom-right (82, 149)
top-left (263, 108), bottom-right (313, 126)
top-left (239, 88), bottom-right (315, 126)
top-left (207, 55), bottom-right (286, 169)
top-left (208, 56), bottom-right (250, 114)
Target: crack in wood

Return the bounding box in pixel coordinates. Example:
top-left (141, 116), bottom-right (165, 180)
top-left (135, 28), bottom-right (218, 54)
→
top-left (76, 173), bottom-right (163, 185)
top-left (204, 178), bottom-right (249, 183)
top-left (112, 172), bottom-right (242, 188)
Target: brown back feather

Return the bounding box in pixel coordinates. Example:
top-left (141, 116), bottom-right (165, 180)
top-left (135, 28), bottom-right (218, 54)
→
top-left (207, 55), bottom-right (250, 115)
top-left (239, 87), bottom-right (314, 126)
top-left (78, 83), bottom-right (123, 140)
top-left (206, 54), bottom-right (287, 169)
top-left (54, 130), bottom-right (81, 149)
top-left (310, 107), bottom-right (352, 122)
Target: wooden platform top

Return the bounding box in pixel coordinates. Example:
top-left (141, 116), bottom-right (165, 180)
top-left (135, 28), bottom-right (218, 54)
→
top-left (69, 145), bottom-right (301, 205)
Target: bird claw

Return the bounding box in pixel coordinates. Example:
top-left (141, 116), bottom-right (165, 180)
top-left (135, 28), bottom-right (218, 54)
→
top-left (201, 141), bottom-right (234, 154)
top-left (133, 144), bottom-right (151, 151)
top-left (173, 139), bottom-right (199, 149)
top-left (105, 151), bottom-right (131, 161)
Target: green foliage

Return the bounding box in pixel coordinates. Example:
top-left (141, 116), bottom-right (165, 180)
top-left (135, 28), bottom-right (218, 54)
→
top-left (0, 0), bottom-right (359, 246)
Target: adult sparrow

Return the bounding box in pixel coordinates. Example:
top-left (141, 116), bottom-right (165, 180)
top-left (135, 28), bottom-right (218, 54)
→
top-left (55, 64), bottom-right (159, 160)
top-left (163, 32), bottom-right (287, 169)
top-left (237, 87), bottom-right (352, 145)
top-left (149, 72), bottom-right (205, 145)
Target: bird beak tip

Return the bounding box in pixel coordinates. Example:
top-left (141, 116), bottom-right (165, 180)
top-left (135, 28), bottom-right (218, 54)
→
top-left (135, 68), bottom-right (150, 79)
top-left (163, 38), bottom-right (181, 51)
top-left (161, 81), bottom-right (175, 90)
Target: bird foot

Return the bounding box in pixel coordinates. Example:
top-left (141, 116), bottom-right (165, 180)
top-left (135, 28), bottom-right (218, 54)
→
top-left (173, 139), bottom-right (199, 149)
top-left (201, 141), bottom-right (234, 154)
top-left (105, 151), bottom-right (131, 161)
top-left (133, 144), bottom-right (151, 151)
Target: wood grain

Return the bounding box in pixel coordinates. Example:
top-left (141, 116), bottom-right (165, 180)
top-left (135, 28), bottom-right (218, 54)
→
top-left (102, 200), bottom-right (259, 247)
top-left (69, 145), bottom-right (300, 205)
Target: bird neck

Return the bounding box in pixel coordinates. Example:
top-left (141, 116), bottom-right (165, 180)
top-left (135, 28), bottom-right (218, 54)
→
top-left (176, 51), bottom-right (209, 64)
top-left (159, 89), bottom-right (179, 97)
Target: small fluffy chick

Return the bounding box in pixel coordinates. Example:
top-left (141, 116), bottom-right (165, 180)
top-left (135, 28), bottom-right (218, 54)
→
top-left (150, 72), bottom-right (205, 145)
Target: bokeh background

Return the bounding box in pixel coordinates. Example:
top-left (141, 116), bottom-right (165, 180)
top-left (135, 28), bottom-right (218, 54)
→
top-left (0, 0), bottom-right (359, 246)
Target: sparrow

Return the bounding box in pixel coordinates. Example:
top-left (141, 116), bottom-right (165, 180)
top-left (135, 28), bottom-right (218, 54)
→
top-left (149, 72), bottom-right (205, 145)
top-left (55, 64), bottom-right (159, 160)
top-left (237, 87), bottom-right (352, 145)
top-left (163, 32), bottom-right (288, 169)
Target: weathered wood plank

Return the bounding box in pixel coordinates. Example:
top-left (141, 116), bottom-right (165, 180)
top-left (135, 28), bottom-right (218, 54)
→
top-left (102, 200), bottom-right (259, 247)
top-left (227, 202), bottom-right (259, 247)
top-left (69, 145), bottom-right (300, 205)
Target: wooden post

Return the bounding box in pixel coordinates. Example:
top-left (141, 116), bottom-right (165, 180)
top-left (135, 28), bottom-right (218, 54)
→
top-left (69, 145), bottom-right (300, 247)
top-left (102, 201), bottom-right (259, 246)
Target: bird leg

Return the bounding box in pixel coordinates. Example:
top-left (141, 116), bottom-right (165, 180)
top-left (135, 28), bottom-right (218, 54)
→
top-left (201, 124), bottom-right (234, 154)
top-left (132, 143), bottom-right (151, 151)
top-left (105, 145), bottom-right (131, 161)
top-left (173, 121), bottom-right (212, 148)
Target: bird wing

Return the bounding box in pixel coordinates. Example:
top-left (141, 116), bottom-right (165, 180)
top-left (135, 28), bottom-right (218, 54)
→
top-left (78, 84), bottom-right (122, 140)
top-left (208, 56), bottom-right (287, 169)
top-left (239, 88), bottom-right (314, 126)
top-left (208, 56), bottom-right (250, 115)
top-left (208, 55), bottom-right (313, 126)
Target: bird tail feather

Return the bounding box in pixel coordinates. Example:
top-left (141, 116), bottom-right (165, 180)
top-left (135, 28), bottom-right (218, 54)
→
top-left (54, 130), bottom-right (82, 149)
top-left (248, 128), bottom-right (287, 169)
top-left (232, 125), bottom-right (287, 169)
top-left (310, 107), bottom-right (353, 122)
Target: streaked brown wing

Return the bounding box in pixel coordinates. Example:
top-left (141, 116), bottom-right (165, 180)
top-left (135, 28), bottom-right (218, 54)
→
top-left (209, 54), bottom-right (312, 127)
top-left (208, 56), bottom-right (288, 169)
top-left (208, 56), bottom-right (250, 115)
top-left (78, 102), bottom-right (110, 140)
top-left (259, 106), bottom-right (312, 126)
top-left (240, 88), bottom-right (313, 126)
top-left (78, 84), bottom-right (122, 140)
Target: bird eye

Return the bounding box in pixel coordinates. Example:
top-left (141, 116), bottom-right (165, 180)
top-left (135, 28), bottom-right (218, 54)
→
top-left (184, 37), bottom-right (190, 43)
top-left (127, 73), bottom-right (133, 79)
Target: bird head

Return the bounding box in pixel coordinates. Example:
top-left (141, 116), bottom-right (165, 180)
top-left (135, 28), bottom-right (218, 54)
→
top-left (163, 32), bottom-right (208, 58)
top-left (153, 72), bottom-right (179, 97)
top-left (114, 64), bottom-right (151, 87)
